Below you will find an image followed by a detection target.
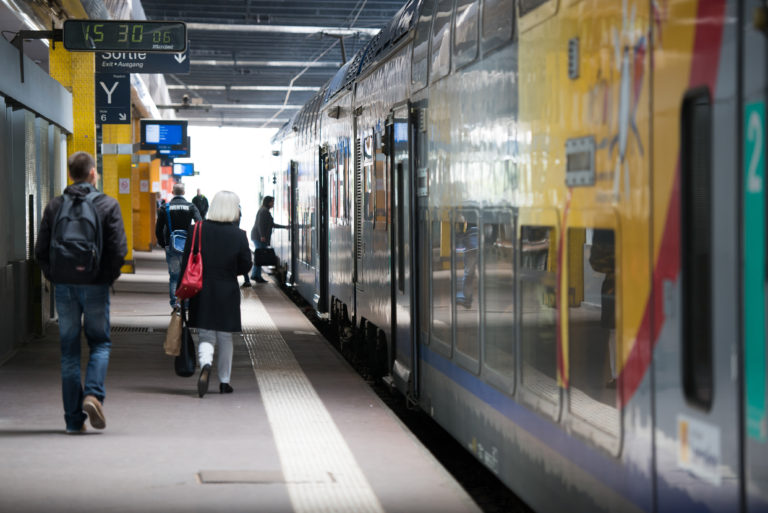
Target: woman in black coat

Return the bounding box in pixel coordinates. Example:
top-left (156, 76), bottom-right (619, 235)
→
top-left (180, 190), bottom-right (251, 397)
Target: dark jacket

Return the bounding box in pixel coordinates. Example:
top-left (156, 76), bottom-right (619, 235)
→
top-left (35, 182), bottom-right (128, 284)
top-left (192, 194), bottom-right (209, 219)
top-left (181, 221), bottom-right (251, 332)
top-left (251, 206), bottom-right (288, 245)
top-left (155, 196), bottom-right (201, 248)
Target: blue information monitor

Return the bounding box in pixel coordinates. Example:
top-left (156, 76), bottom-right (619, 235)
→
top-left (140, 119), bottom-right (187, 150)
top-left (173, 162), bottom-right (194, 176)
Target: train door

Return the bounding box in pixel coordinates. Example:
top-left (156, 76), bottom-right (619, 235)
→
top-left (316, 146), bottom-right (329, 313)
top-left (653, 2), bottom-right (742, 511)
top-left (742, 1), bottom-right (768, 511)
top-left (389, 105), bottom-right (414, 397)
top-left (289, 160), bottom-right (298, 285)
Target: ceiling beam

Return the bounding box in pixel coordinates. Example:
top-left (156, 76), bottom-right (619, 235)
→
top-left (191, 59), bottom-right (340, 68)
top-left (167, 85), bottom-right (321, 92)
top-left (185, 22), bottom-right (379, 37)
top-left (156, 104), bottom-right (303, 110)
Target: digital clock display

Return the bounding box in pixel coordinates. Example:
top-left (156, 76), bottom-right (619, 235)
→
top-left (63, 20), bottom-right (186, 53)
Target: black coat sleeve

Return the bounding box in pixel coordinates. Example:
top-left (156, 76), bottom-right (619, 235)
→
top-left (34, 199), bottom-right (59, 281)
top-left (155, 207), bottom-right (167, 248)
top-left (104, 199), bottom-right (128, 283)
top-left (191, 204), bottom-right (202, 222)
top-left (237, 230), bottom-right (252, 275)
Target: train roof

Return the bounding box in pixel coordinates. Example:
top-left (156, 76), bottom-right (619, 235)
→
top-left (273, 0), bottom-right (422, 142)
top-left (338, 0), bottom-right (421, 95)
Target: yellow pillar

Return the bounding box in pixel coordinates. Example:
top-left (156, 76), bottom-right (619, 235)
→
top-left (132, 155), bottom-right (153, 251)
top-left (102, 124), bottom-right (134, 273)
top-left (48, 45), bottom-right (96, 183)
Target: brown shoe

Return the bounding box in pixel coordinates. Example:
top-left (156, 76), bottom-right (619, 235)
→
top-left (83, 395), bottom-right (106, 429)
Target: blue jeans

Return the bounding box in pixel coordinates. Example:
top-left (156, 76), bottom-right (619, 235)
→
top-left (54, 284), bottom-right (111, 431)
top-left (165, 248), bottom-right (183, 306)
top-left (251, 240), bottom-right (267, 280)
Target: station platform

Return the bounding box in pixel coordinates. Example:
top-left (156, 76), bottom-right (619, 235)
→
top-left (0, 250), bottom-right (481, 513)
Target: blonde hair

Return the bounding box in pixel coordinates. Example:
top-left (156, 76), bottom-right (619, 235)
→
top-left (207, 190), bottom-right (240, 223)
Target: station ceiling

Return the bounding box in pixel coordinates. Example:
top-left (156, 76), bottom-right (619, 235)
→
top-left (140, 0), bottom-right (407, 129)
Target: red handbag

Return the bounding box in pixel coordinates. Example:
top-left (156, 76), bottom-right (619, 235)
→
top-left (175, 222), bottom-right (203, 299)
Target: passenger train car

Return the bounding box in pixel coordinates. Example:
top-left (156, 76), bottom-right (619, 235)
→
top-left (269, 0), bottom-right (768, 511)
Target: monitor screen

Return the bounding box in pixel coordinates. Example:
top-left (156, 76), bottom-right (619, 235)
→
top-left (157, 136), bottom-right (191, 157)
top-left (140, 120), bottom-right (188, 150)
top-left (172, 162), bottom-right (194, 176)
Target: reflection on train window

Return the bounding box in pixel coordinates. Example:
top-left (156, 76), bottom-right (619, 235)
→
top-left (567, 228), bottom-right (619, 439)
top-left (454, 210), bottom-right (479, 361)
top-left (330, 170), bottom-right (338, 220)
top-left (337, 153), bottom-right (345, 220)
top-left (413, 0), bottom-right (435, 89)
top-left (364, 164), bottom-right (374, 221)
top-left (519, 226), bottom-right (558, 403)
top-left (482, 0), bottom-right (514, 52)
top-left (453, 0), bottom-right (479, 69)
top-left (374, 144), bottom-right (387, 229)
top-left (518, 0), bottom-right (549, 16)
top-left (430, 0), bottom-right (453, 82)
top-left (431, 212), bottom-right (453, 347)
top-left (420, 208), bottom-right (431, 342)
top-left (483, 217), bottom-right (515, 379)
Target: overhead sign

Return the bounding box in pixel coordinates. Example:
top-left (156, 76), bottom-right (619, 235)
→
top-left (63, 20), bottom-right (186, 52)
top-left (95, 73), bottom-right (130, 125)
top-left (96, 45), bottom-right (191, 74)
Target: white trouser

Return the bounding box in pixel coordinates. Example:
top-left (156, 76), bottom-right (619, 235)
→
top-left (197, 329), bottom-right (234, 384)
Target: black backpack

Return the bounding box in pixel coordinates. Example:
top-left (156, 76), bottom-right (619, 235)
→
top-left (49, 190), bottom-right (103, 284)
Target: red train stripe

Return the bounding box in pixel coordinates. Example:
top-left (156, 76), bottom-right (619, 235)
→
top-left (618, 0), bottom-right (726, 408)
top-left (557, 190), bottom-right (573, 388)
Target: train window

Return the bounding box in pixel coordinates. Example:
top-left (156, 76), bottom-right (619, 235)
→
top-left (453, 0), bottom-right (479, 70)
top-left (412, 0), bottom-right (435, 90)
top-left (430, 0), bottom-right (453, 82)
top-left (374, 136), bottom-right (387, 230)
top-left (567, 228), bottom-right (620, 439)
top-left (431, 210), bottom-right (453, 352)
top-left (519, 226), bottom-right (558, 404)
top-left (483, 213), bottom-right (515, 383)
top-left (363, 133), bottom-right (374, 221)
top-left (482, 0), bottom-right (514, 53)
top-left (454, 209), bottom-right (480, 362)
top-left (343, 144), bottom-right (349, 220)
top-left (518, 0), bottom-right (549, 16)
top-left (338, 147), bottom-right (347, 220)
top-left (329, 151), bottom-right (338, 220)
top-left (681, 88), bottom-right (713, 410)
top-left (420, 207), bottom-right (431, 344)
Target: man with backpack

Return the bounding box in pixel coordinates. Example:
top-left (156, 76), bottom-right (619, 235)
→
top-left (35, 151), bottom-right (127, 434)
top-left (155, 182), bottom-right (201, 310)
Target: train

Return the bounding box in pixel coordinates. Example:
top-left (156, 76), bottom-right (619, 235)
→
top-left (267, 0), bottom-right (768, 511)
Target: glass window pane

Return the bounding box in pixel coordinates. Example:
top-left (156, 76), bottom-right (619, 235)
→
top-left (484, 217), bottom-right (515, 377)
top-left (454, 210), bottom-right (480, 361)
top-left (420, 208), bottom-right (431, 339)
top-left (412, 0), bottom-right (435, 89)
top-left (431, 212), bottom-right (453, 346)
top-left (453, 0), bottom-right (479, 69)
top-left (430, 0), bottom-right (453, 82)
top-left (567, 228), bottom-right (619, 438)
top-left (519, 0), bottom-right (549, 16)
top-left (374, 141), bottom-right (387, 228)
top-left (482, 0), bottom-right (514, 52)
top-left (520, 226), bottom-right (558, 402)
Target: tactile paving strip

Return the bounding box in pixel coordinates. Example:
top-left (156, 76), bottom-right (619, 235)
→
top-left (242, 297), bottom-right (384, 513)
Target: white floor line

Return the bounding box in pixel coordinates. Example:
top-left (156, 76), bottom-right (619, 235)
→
top-left (242, 296), bottom-right (385, 513)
